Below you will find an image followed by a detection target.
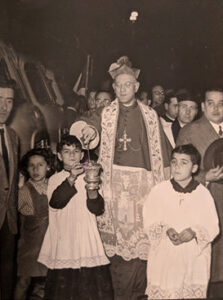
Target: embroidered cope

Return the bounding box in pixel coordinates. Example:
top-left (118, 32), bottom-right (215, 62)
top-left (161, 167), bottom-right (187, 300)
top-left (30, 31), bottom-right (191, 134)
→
top-left (97, 100), bottom-right (171, 261)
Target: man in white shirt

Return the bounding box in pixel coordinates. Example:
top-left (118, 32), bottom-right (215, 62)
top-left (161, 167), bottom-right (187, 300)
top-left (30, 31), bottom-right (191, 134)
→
top-left (176, 87), bottom-right (223, 298)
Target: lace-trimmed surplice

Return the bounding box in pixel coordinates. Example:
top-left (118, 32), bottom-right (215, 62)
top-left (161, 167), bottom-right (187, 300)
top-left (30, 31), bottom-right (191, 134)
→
top-left (143, 180), bottom-right (219, 299)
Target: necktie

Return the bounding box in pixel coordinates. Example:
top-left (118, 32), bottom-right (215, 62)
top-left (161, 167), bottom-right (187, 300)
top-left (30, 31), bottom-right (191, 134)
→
top-left (219, 125), bottom-right (223, 137)
top-left (0, 128), bottom-right (9, 180)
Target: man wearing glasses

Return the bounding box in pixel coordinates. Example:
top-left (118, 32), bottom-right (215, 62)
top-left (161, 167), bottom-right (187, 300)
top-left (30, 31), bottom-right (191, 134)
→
top-left (151, 85), bottom-right (166, 116)
top-left (79, 56), bottom-right (171, 300)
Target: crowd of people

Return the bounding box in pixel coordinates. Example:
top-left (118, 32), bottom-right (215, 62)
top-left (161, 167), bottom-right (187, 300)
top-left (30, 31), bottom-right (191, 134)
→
top-left (0, 55), bottom-right (223, 300)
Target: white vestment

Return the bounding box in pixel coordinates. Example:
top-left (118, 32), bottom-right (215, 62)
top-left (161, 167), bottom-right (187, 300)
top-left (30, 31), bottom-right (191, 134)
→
top-left (143, 180), bottom-right (219, 299)
top-left (38, 171), bottom-right (109, 269)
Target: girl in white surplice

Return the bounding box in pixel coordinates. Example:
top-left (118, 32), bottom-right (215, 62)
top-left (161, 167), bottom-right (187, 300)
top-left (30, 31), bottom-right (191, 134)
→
top-left (143, 144), bottom-right (219, 299)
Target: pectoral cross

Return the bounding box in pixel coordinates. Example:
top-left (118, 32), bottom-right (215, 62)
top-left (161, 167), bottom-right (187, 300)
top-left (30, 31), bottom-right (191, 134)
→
top-left (118, 129), bottom-right (131, 151)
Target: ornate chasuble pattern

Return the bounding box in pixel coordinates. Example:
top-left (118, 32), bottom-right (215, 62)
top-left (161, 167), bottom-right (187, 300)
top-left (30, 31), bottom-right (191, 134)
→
top-left (98, 99), bottom-right (169, 260)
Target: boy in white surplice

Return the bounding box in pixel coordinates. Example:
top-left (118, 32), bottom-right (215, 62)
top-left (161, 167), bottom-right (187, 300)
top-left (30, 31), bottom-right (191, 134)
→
top-left (38, 135), bottom-right (113, 300)
top-left (143, 144), bottom-right (219, 299)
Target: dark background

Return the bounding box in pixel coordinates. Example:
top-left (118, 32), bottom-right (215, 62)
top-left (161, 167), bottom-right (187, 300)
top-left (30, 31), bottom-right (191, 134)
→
top-left (1, 0), bottom-right (223, 96)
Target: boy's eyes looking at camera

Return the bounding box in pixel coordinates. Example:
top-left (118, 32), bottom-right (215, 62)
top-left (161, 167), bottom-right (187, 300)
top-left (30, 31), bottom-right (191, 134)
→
top-left (62, 149), bottom-right (81, 155)
top-left (171, 158), bottom-right (190, 166)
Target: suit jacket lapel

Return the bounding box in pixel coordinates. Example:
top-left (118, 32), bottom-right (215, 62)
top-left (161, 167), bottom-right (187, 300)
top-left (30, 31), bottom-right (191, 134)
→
top-left (198, 116), bottom-right (220, 168)
top-left (202, 115), bottom-right (219, 141)
top-left (5, 127), bottom-right (16, 186)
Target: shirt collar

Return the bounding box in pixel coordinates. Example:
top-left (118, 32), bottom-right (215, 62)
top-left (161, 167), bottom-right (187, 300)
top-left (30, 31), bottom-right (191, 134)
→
top-left (170, 177), bottom-right (199, 194)
top-left (120, 100), bottom-right (138, 112)
top-left (29, 178), bottom-right (48, 195)
top-left (162, 114), bottom-right (174, 123)
top-left (209, 120), bottom-right (223, 134)
top-left (67, 106), bottom-right (77, 112)
top-left (0, 124), bottom-right (6, 130)
top-left (178, 120), bottom-right (186, 128)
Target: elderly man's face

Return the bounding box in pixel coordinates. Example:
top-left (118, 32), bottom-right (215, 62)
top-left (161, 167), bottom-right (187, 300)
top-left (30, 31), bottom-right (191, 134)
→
top-left (152, 85), bottom-right (165, 106)
top-left (202, 91), bottom-right (223, 124)
top-left (0, 87), bottom-right (14, 125)
top-left (178, 100), bottom-right (198, 125)
top-left (113, 73), bottom-right (139, 106)
top-left (95, 92), bottom-right (112, 108)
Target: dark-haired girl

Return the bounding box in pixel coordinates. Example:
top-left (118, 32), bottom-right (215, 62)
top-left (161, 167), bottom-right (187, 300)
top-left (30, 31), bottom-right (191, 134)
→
top-left (14, 148), bottom-right (54, 300)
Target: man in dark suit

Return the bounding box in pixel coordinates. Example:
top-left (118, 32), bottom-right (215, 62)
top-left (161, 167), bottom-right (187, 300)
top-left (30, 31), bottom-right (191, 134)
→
top-left (176, 87), bottom-right (223, 298)
top-left (160, 91), bottom-right (179, 148)
top-left (151, 85), bottom-right (166, 116)
top-left (0, 78), bottom-right (19, 300)
top-left (172, 90), bottom-right (198, 143)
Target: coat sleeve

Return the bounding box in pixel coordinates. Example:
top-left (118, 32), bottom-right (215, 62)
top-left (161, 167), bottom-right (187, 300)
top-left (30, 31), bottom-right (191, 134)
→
top-left (87, 193), bottom-right (104, 216)
top-left (81, 108), bottom-right (103, 134)
top-left (78, 112), bottom-right (101, 150)
top-left (158, 119), bottom-right (172, 169)
top-left (49, 179), bottom-right (77, 209)
top-left (176, 126), bottom-right (191, 147)
top-left (176, 126), bottom-right (207, 184)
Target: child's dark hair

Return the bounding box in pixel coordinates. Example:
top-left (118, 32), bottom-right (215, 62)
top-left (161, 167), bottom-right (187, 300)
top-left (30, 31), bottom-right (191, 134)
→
top-left (57, 135), bottom-right (82, 153)
top-left (171, 144), bottom-right (201, 166)
top-left (19, 148), bottom-right (55, 179)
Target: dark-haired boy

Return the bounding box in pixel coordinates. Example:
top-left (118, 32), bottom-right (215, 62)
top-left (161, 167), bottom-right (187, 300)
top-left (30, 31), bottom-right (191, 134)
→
top-left (38, 135), bottom-right (113, 300)
top-left (143, 144), bottom-right (219, 299)
top-left (176, 87), bottom-right (223, 297)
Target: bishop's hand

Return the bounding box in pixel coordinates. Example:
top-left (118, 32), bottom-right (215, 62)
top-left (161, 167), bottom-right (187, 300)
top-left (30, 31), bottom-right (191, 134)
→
top-left (81, 125), bottom-right (97, 147)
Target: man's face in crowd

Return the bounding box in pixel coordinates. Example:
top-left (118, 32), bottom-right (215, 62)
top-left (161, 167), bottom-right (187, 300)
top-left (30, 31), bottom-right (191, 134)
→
top-left (95, 92), bottom-right (112, 108)
top-left (152, 85), bottom-right (165, 106)
top-left (113, 73), bottom-right (139, 106)
top-left (87, 91), bottom-right (96, 110)
top-left (202, 91), bottom-right (223, 124)
top-left (0, 87), bottom-right (14, 125)
top-left (139, 91), bottom-right (150, 105)
top-left (178, 100), bottom-right (198, 125)
top-left (165, 97), bottom-right (178, 119)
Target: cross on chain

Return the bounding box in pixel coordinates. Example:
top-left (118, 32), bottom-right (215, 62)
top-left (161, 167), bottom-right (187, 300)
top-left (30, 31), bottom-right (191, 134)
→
top-left (118, 129), bottom-right (132, 151)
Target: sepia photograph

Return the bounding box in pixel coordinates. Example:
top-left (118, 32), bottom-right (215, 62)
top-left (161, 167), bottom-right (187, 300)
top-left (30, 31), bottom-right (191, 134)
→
top-left (0, 0), bottom-right (223, 299)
